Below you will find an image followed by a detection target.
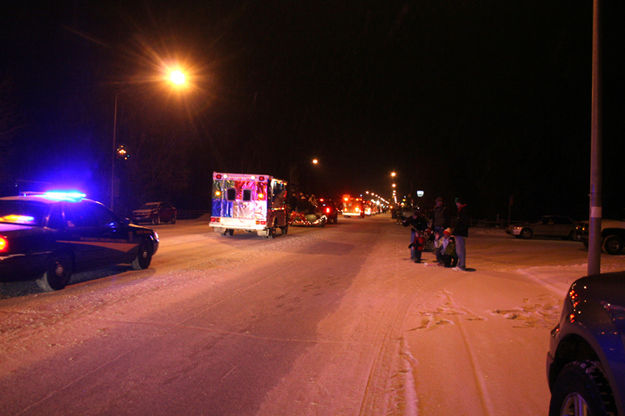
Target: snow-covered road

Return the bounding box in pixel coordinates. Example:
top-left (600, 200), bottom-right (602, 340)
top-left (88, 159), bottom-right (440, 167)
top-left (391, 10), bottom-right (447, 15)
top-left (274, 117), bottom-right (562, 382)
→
top-left (1, 214), bottom-right (623, 415)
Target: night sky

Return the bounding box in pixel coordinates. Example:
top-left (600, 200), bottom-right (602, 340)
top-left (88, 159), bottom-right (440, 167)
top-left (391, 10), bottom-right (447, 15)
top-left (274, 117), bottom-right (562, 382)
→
top-left (1, 1), bottom-right (624, 220)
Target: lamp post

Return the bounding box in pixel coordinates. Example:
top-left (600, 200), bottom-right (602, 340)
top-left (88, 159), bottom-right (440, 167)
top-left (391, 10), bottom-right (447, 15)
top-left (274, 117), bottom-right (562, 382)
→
top-left (109, 67), bottom-right (189, 211)
top-left (110, 93), bottom-right (119, 210)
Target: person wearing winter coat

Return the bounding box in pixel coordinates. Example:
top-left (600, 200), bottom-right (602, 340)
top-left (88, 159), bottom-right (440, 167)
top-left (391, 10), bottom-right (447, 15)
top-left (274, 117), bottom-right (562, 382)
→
top-left (453, 197), bottom-right (469, 271)
top-left (408, 231), bottom-right (426, 263)
top-left (402, 209), bottom-right (428, 262)
top-left (431, 197), bottom-right (449, 236)
top-left (435, 228), bottom-right (458, 267)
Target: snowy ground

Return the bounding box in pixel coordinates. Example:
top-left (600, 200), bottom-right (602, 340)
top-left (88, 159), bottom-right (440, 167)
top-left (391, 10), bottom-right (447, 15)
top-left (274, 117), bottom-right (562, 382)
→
top-left (0, 214), bottom-right (623, 415)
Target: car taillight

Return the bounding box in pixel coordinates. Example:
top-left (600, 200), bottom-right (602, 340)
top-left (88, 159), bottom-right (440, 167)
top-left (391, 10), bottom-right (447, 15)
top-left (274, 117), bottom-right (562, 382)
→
top-left (325, 207), bottom-right (331, 214)
top-left (0, 236), bottom-right (8, 252)
top-left (210, 217), bottom-right (220, 223)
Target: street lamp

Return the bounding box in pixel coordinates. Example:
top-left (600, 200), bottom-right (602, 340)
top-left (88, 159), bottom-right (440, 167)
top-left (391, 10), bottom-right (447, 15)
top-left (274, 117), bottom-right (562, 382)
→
top-left (391, 171), bottom-right (397, 178)
top-left (110, 66), bottom-right (190, 210)
top-left (168, 69), bottom-right (187, 87)
top-left (312, 158), bottom-right (319, 165)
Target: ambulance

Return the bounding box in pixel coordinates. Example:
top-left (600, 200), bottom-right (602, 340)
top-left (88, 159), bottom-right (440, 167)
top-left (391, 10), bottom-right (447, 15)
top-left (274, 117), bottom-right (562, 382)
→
top-left (209, 172), bottom-right (288, 238)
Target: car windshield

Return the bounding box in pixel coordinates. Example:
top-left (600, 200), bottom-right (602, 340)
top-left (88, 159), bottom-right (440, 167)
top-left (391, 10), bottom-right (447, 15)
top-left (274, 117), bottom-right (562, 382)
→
top-left (140, 203), bottom-right (159, 209)
top-left (0, 200), bottom-right (48, 226)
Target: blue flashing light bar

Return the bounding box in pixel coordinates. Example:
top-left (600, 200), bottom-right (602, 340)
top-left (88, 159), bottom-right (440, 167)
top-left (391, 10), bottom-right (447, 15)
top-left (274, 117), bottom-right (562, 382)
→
top-left (22, 191), bottom-right (87, 202)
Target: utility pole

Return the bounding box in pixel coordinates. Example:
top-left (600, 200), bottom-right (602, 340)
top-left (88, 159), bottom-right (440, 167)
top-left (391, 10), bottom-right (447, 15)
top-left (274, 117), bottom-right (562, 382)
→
top-left (588, 0), bottom-right (602, 275)
top-left (110, 93), bottom-right (118, 211)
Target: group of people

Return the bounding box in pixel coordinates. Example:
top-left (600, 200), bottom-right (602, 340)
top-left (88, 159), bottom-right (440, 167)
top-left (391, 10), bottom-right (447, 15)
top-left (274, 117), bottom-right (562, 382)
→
top-left (402, 196), bottom-right (469, 271)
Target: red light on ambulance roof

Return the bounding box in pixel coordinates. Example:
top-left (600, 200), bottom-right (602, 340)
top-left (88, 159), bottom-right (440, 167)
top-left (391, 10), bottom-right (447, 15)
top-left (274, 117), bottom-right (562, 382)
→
top-left (0, 236), bottom-right (7, 252)
top-left (216, 174), bottom-right (222, 179)
top-left (259, 176), bottom-right (265, 181)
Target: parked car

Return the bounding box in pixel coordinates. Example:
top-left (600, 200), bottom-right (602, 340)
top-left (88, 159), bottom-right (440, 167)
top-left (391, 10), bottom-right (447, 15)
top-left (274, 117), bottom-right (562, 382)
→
top-left (289, 199), bottom-right (327, 227)
top-left (506, 215), bottom-right (580, 240)
top-left (0, 192), bottom-right (159, 291)
top-left (319, 198), bottom-right (339, 224)
top-left (547, 272), bottom-right (625, 416)
top-left (577, 219), bottom-right (625, 255)
top-left (132, 201), bottom-right (177, 225)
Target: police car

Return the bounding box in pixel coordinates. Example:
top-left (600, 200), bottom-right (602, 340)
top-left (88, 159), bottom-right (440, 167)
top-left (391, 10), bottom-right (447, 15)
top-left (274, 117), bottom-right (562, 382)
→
top-left (0, 191), bottom-right (159, 291)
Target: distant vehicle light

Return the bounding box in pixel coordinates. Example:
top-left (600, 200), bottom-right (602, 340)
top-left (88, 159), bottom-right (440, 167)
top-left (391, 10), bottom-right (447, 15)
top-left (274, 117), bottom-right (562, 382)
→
top-left (0, 236), bottom-right (7, 252)
top-left (325, 207), bottom-right (331, 214)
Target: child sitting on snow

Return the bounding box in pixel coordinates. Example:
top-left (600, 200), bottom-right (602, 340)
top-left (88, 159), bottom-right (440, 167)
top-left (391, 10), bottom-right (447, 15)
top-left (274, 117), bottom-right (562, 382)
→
top-left (435, 228), bottom-right (458, 267)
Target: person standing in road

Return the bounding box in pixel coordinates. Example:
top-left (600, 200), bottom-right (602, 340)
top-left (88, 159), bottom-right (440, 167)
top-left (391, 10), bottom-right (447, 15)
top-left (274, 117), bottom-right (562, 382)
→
top-left (453, 197), bottom-right (469, 271)
top-left (431, 196), bottom-right (449, 236)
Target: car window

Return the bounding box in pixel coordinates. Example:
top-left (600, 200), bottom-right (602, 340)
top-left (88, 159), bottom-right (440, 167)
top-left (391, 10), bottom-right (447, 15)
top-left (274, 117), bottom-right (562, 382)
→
top-left (65, 202), bottom-right (116, 228)
top-left (47, 205), bottom-right (64, 229)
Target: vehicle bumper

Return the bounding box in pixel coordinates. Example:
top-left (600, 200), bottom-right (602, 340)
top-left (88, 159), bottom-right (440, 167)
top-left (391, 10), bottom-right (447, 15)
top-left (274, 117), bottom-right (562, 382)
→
top-left (209, 218), bottom-right (267, 232)
top-left (0, 252), bottom-right (49, 281)
top-left (132, 215), bottom-right (154, 223)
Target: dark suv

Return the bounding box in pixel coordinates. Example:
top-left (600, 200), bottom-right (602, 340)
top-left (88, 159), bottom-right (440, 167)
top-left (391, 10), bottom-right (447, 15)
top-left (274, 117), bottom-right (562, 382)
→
top-left (132, 201), bottom-right (177, 225)
top-left (547, 272), bottom-right (625, 416)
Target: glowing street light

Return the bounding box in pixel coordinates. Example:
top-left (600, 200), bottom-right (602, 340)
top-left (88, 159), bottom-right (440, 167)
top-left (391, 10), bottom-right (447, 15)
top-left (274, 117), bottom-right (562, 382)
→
top-left (168, 69), bottom-right (187, 86)
top-left (312, 158), bottom-right (319, 165)
top-left (111, 64), bottom-right (191, 210)
top-left (392, 183), bottom-right (396, 188)
top-left (391, 171), bottom-right (397, 178)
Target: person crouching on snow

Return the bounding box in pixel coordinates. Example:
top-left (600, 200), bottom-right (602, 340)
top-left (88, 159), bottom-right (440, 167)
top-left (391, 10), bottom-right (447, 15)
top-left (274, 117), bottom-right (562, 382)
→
top-left (408, 230), bottom-right (426, 263)
top-left (435, 228), bottom-right (458, 267)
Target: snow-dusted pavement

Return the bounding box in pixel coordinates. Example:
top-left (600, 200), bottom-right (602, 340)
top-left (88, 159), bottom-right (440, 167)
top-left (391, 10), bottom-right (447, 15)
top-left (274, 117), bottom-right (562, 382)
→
top-left (1, 214), bottom-right (623, 415)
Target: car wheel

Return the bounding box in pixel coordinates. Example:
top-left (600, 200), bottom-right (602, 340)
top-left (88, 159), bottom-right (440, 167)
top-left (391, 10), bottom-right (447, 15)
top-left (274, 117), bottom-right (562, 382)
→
top-left (280, 224), bottom-right (288, 235)
top-left (170, 215), bottom-right (176, 224)
top-left (567, 231), bottom-right (577, 241)
top-left (549, 361), bottom-right (616, 416)
top-left (602, 235), bottom-right (624, 255)
top-left (520, 228), bottom-right (533, 239)
top-left (152, 215), bottom-right (160, 225)
top-left (37, 253), bottom-right (72, 291)
top-left (131, 240), bottom-right (153, 270)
